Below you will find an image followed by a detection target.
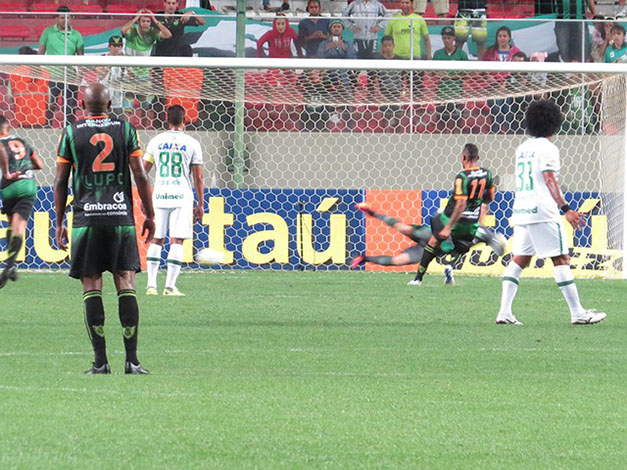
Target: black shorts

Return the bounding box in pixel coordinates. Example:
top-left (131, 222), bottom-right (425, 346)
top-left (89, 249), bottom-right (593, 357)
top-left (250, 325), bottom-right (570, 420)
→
top-left (1, 195), bottom-right (35, 221)
top-left (69, 225), bottom-right (140, 279)
top-left (430, 213), bottom-right (476, 255)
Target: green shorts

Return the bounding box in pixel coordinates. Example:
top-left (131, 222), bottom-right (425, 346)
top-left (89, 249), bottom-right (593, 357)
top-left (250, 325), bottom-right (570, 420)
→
top-left (1, 179), bottom-right (37, 220)
top-left (430, 213), bottom-right (478, 255)
top-left (70, 224), bottom-right (140, 279)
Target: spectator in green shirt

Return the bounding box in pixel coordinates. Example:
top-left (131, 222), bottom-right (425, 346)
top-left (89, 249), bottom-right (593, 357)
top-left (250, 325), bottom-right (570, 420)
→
top-left (120, 10), bottom-right (172, 127)
top-left (604, 24), bottom-right (627, 63)
top-left (433, 26), bottom-right (468, 126)
top-left (384, 0), bottom-right (431, 59)
top-left (38, 5), bottom-right (83, 125)
top-left (121, 10), bottom-right (172, 57)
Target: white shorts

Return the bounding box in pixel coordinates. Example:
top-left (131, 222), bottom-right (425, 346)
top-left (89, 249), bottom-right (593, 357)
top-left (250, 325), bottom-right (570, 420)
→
top-left (154, 206), bottom-right (193, 240)
top-left (512, 221), bottom-right (569, 259)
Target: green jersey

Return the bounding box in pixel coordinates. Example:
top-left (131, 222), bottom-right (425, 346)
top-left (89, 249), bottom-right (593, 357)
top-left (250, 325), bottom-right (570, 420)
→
top-left (39, 25), bottom-right (83, 56)
top-left (124, 25), bottom-right (161, 53)
top-left (443, 166), bottom-right (495, 225)
top-left (57, 116), bottom-right (142, 227)
top-left (433, 47), bottom-right (468, 100)
top-left (1, 135), bottom-right (37, 190)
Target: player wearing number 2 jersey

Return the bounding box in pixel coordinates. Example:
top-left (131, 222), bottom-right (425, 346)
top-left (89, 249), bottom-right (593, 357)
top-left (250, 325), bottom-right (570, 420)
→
top-left (143, 105), bottom-right (204, 297)
top-left (54, 83), bottom-right (155, 375)
top-left (496, 100), bottom-right (606, 326)
top-left (410, 143), bottom-right (496, 285)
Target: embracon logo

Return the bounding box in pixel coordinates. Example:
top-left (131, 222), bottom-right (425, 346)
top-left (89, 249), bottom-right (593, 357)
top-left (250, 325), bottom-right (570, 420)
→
top-left (113, 191), bottom-right (125, 203)
top-left (84, 202), bottom-right (128, 212)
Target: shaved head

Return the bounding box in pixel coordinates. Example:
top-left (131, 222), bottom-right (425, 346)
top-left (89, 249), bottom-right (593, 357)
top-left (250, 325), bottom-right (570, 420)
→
top-left (82, 82), bottom-right (111, 115)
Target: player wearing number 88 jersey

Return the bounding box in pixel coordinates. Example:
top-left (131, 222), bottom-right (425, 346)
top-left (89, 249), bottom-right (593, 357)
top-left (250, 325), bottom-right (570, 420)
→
top-left (142, 105), bottom-right (204, 296)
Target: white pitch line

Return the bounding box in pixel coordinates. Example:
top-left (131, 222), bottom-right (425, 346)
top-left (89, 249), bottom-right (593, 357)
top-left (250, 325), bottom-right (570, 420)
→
top-left (0, 384), bottom-right (199, 398)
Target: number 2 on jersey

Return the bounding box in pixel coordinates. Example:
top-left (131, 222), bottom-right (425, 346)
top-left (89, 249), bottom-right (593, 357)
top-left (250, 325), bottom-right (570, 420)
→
top-left (516, 161), bottom-right (534, 191)
top-left (90, 133), bottom-right (114, 172)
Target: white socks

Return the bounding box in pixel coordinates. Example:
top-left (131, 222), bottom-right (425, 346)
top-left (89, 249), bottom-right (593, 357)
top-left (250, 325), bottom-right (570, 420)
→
top-left (499, 262), bottom-right (523, 315)
top-left (553, 265), bottom-right (584, 317)
top-left (165, 243), bottom-right (184, 289)
top-left (146, 244), bottom-right (162, 288)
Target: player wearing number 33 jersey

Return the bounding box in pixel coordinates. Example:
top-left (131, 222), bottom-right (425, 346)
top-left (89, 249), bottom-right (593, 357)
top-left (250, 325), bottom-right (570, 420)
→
top-left (142, 105), bottom-right (204, 296)
top-left (496, 100), bottom-right (606, 326)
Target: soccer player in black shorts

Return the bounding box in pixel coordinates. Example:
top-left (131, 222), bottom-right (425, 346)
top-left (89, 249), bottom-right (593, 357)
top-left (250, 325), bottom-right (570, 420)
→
top-left (54, 83), bottom-right (155, 375)
top-left (411, 143), bottom-right (496, 285)
top-left (0, 115), bottom-right (43, 289)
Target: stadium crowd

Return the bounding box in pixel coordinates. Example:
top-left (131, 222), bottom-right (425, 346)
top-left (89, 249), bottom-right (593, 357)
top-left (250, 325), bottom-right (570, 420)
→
top-left (0, 0), bottom-right (625, 133)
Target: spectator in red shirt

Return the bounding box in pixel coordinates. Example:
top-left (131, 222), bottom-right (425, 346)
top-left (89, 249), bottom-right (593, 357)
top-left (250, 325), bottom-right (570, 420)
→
top-left (257, 17), bottom-right (302, 58)
top-left (482, 26), bottom-right (523, 133)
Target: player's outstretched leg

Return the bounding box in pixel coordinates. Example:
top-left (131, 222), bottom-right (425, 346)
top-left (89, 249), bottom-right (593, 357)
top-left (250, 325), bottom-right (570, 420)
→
top-left (355, 203), bottom-right (400, 229)
top-left (475, 226), bottom-right (508, 256)
top-left (118, 289), bottom-right (150, 374)
top-left (83, 289), bottom-right (111, 374)
top-left (351, 249), bottom-right (418, 269)
top-left (163, 243), bottom-right (185, 296)
top-left (0, 226), bottom-right (24, 289)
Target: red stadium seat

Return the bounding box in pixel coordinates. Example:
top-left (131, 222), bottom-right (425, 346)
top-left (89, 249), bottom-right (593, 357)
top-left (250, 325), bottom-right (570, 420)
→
top-left (0, 3), bottom-right (29, 12)
top-left (106, 4), bottom-right (139, 14)
top-left (73, 5), bottom-right (104, 13)
top-left (30, 3), bottom-right (63, 12)
top-left (0, 25), bottom-right (30, 39)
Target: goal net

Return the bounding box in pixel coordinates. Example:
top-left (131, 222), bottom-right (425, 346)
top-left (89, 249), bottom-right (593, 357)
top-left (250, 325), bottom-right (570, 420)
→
top-left (0, 55), bottom-right (625, 278)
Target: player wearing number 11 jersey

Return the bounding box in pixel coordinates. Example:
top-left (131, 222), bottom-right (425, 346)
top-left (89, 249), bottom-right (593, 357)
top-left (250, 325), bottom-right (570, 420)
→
top-left (410, 143), bottom-right (495, 285)
top-left (143, 105), bottom-right (204, 297)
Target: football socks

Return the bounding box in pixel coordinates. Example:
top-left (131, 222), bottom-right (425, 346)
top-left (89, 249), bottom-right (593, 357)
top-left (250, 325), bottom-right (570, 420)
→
top-left (5, 234), bottom-right (23, 269)
top-left (146, 243), bottom-right (162, 288)
top-left (165, 243), bottom-right (184, 290)
top-left (554, 264), bottom-right (585, 317)
top-left (499, 262), bottom-right (523, 316)
top-left (83, 290), bottom-right (108, 368)
top-left (118, 289), bottom-right (139, 366)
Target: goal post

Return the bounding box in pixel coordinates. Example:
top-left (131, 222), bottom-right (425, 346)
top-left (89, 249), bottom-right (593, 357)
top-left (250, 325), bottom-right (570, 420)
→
top-left (0, 55), bottom-right (625, 278)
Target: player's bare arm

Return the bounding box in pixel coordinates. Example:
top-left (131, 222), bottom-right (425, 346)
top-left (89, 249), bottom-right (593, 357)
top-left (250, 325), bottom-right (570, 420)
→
top-left (192, 165), bottom-right (204, 222)
top-left (30, 152), bottom-right (44, 170)
top-left (542, 171), bottom-right (583, 229)
top-left (479, 202), bottom-right (489, 225)
top-left (129, 156), bottom-right (155, 243)
top-left (53, 162), bottom-right (71, 250)
top-left (0, 144), bottom-right (14, 179)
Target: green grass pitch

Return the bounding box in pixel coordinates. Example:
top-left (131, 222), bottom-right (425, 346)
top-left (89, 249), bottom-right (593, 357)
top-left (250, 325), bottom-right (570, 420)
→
top-left (1, 271), bottom-right (626, 469)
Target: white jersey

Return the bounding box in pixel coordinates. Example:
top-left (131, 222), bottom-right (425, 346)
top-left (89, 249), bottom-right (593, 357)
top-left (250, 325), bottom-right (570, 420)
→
top-left (144, 130), bottom-right (203, 209)
top-left (511, 137), bottom-right (561, 226)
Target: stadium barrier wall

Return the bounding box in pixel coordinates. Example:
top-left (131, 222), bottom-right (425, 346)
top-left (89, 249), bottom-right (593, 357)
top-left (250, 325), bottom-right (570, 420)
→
top-left (11, 130), bottom-right (609, 192)
top-left (0, 188), bottom-right (619, 279)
